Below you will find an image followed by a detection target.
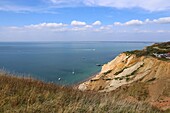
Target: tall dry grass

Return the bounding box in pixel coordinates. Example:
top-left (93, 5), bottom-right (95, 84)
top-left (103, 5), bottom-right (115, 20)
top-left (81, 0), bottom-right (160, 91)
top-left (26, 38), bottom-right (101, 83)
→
top-left (0, 71), bottom-right (163, 113)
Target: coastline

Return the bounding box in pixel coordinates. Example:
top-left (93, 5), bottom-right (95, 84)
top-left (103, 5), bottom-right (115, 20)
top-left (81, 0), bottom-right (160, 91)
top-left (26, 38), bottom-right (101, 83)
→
top-left (0, 42), bottom-right (151, 87)
top-left (72, 72), bottom-right (99, 88)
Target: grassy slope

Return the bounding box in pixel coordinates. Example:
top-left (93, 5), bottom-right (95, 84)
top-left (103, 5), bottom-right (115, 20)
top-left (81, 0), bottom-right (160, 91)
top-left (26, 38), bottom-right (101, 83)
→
top-left (124, 41), bottom-right (170, 59)
top-left (0, 72), bottom-right (163, 113)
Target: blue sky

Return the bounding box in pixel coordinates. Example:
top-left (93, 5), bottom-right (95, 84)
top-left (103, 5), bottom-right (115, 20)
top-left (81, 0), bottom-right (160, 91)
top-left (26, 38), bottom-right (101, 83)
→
top-left (0, 0), bottom-right (170, 41)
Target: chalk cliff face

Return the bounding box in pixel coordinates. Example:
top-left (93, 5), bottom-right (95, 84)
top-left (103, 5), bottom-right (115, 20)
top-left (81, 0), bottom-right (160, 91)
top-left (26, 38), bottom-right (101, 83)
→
top-left (79, 53), bottom-right (170, 91)
top-left (78, 53), bottom-right (170, 110)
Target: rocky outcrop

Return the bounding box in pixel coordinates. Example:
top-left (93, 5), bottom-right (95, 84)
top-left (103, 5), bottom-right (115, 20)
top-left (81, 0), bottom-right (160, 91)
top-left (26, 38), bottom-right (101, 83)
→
top-left (78, 52), bottom-right (170, 110)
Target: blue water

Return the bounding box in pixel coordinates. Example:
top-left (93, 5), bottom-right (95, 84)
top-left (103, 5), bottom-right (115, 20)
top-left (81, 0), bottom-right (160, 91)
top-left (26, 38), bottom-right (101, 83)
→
top-left (0, 42), bottom-right (152, 85)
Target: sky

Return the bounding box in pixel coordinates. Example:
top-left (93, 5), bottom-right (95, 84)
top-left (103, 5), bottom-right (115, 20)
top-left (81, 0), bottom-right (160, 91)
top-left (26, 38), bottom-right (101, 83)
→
top-left (0, 0), bottom-right (170, 42)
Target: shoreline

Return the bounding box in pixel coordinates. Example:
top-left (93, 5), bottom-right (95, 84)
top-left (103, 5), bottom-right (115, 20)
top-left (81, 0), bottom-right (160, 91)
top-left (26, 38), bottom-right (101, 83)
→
top-left (72, 72), bottom-right (99, 88)
top-left (0, 69), bottom-right (99, 88)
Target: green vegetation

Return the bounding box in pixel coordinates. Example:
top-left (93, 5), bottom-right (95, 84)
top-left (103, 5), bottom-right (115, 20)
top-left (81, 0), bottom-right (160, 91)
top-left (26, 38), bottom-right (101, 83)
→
top-left (157, 42), bottom-right (170, 49)
top-left (125, 50), bottom-right (149, 57)
top-left (124, 42), bottom-right (170, 58)
top-left (114, 77), bottom-right (119, 80)
top-left (0, 72), bottom-right (162, 113)
top-left (125, 77), bottom-right (130, 81)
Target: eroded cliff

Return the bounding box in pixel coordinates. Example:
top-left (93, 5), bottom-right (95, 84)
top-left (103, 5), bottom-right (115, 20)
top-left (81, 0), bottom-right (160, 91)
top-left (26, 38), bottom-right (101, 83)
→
top-left (78, 50), bottom-right (170, 110)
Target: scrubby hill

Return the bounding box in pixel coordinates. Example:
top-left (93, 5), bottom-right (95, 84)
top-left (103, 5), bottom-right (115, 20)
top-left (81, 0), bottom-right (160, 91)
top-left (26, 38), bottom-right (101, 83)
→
top-left (125, 41), bottom-right (170, 58)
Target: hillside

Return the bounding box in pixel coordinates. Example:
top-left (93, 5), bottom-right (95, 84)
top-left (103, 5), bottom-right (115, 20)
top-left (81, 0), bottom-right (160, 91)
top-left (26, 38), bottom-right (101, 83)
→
top-left (78, 42), bottom-right (170, 111)
top-left (0, 72), bottom-right (162, 113)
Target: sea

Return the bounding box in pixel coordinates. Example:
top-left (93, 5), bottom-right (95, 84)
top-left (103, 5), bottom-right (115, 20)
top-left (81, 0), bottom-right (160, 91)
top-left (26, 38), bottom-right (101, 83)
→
top-left (0, 41), bottom-right (152, 85)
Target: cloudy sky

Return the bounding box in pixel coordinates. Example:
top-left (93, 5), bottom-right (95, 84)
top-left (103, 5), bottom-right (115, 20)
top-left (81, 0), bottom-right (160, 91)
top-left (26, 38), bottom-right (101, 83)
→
top-left (0, 0), bottom-right (170, 42)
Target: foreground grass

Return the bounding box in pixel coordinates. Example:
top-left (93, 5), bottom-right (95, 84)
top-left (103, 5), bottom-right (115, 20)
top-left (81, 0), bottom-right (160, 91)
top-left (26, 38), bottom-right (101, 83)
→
top-left (0, 72), bottom-right (163, 113)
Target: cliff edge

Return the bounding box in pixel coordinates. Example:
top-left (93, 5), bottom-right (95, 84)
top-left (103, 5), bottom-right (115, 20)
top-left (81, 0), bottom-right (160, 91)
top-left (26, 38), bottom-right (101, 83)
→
top-left (78, 42), bottom-right (170, 110)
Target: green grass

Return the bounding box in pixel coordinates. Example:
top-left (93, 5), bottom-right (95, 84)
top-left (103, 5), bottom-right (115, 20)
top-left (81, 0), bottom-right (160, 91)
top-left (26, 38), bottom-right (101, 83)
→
top-left (0, 72), bottom-right (163, 113)
top-left (124, 41), bottom-right (170, 58)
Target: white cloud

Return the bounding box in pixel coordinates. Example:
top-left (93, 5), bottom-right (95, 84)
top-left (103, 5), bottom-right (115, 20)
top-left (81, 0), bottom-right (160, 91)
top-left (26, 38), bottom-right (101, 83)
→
top-left (71, 25), bottom-right (93, 31)
top-left (114, 20), bottom-right (143, 26)
top-left (25, 23), bottom-right (67, 29)
top-left (85, 0), bottom-right (170, 11)
top-left (1, 0), bottom-right (170, 13)
top-left (0, 5), bottom-right (34, 12)
top-left (92, 21), bottom-right (102, 26)
top-left (142, 17), bottom-right (170, 25)
top-left (0, 4), bottom-right (59, 14)
top-left (85, 25), bottom-right (93, 28)
top-left (124, 20), bottom-right (143, 26)
top-left (50, 0), bottom-right (79, 4)
top-left (71, 20), bottom-right (86, 26)
top-left (1, 19), bottom-right (170, 42)
top-left (23, 21), bottom-right (93, 32)
top-left (153, 17), bottom-right (170, 24)
top-left (49, 0), bottom-right (170, 11)
top-left (114, 22), bottom-right (122, 26)
top-left (114, 17), bottom-right (170, 26)
top-left (0, 0), bottom-right (170, 13)
top-left (71, 27), bottom-right (86, 31)
top-left (144, 17), bottom-right (170, 24)
top-left (49, 0), bottom-right (83, 7)
top-left (50, 0), bottom-right (62, 4)
top-left (1, 16), bottom-right (170, 41)
top-left (99, 25), bottom-right (113, 31)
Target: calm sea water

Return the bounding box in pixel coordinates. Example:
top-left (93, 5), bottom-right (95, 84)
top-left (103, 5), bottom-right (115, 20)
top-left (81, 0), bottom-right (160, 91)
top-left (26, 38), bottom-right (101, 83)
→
top-left (0, 42), bottom-right (152, 85)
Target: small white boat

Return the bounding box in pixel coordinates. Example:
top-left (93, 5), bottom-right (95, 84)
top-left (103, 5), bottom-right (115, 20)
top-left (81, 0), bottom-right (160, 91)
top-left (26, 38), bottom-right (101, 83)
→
top-left (72, 71), bottom-right (75, 74)
top-left (96, 64), bottom-right (102, 66)
top-left (58, 78), bottom-right (61, 81)
top-left (72, 69), bottom-right (75, 74)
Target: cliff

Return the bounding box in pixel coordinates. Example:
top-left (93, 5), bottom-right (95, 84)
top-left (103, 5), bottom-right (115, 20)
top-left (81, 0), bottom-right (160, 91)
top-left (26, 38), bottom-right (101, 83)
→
top-left (78, 42), bottom-right (170, 110)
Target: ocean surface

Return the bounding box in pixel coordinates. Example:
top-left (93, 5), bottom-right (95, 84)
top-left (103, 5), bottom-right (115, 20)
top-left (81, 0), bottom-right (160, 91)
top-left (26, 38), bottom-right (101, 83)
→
top-left (0, 42), bottom-right (152, 85)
